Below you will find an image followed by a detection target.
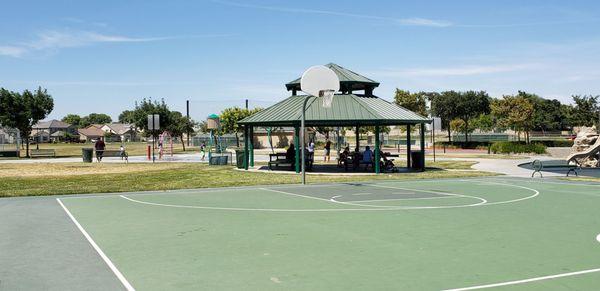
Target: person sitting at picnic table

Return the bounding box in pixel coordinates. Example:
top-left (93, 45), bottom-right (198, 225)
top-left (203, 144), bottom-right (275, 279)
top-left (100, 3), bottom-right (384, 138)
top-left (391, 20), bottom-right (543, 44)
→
top-left (285, 143), bottom-right (296, 167)
top-left (361, 146), bottom-right (374, 170)
top-left (338, 146), bottom-right (350, 167)
top-left (94, 138), bottom-right (106, 162)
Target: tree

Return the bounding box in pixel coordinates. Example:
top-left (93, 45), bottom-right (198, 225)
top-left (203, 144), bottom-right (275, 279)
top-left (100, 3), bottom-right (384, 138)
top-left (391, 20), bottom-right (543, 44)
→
top-left (219, 107), bottom-right (262, 146)
top-left (430, 91), bottom-right (458, 142)
top-left (166, 111), bottom-right (196, 151)
top-left (0, 87), bottom-right (54, 157)
top-left (62, 114), bottom-right (82, 128)
top-left (570, 95), bottom-right (599, 127)
top-left (393, 89), bottom-right (427, 116)
top-left (118, 110), bottom-right (136, 124)
top-left (450, 118), bottom-right (474, 137)
top-left (491, 95), bottom-right (535, 143)
top-left (472, 114), bottom-right (495, 132)
top-left (127, 99), bottom-right (173, 138)
top-left (453, 91), bottom-right (491, 142)
top-left (81, 113), bottom-right (112, 127)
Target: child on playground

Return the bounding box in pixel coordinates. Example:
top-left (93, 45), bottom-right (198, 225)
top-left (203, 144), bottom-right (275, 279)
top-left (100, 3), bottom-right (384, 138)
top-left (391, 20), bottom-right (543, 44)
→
top-left (200, 142), bottom-right (206, 161)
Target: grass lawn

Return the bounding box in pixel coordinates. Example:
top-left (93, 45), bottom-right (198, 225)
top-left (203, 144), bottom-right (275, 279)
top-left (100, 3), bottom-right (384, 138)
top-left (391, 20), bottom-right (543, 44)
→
top-left (0, 162), bottom-right (493, 197)
top-left (18, 142), bottom-right (198, 157)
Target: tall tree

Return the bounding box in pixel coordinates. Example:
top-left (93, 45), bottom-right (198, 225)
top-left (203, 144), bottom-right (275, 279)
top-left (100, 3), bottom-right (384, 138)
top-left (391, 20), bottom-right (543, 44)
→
top-left (62, 114), bottom-right (82, 128)
top-left (166, 111), bottom-right (196, 151)
top-left (118, 110), bottom-right (136, 124)
top-left (219, 107), bottom-right (262, 146)
top-left (127, 99), bottom-right (173, 138)
top-left (0, 87), bottom-right (54, 157)
top-left (430, 91), bottom-right (458, 142)
top-left (393, 89), bottom-right (427, 116)
top-left (570, 95), bottom-right (599, 127)
top-left (81, 113), bottom-right (112, 127)
top-left (491, 95), bottom-right (535, 143)
top-left (453, 91), bottom-right (491, 142)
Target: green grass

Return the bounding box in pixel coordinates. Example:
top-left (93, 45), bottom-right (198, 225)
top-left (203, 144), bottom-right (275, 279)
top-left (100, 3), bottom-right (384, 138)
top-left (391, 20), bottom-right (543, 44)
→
top-left (18, 141), bottom-right (198, 157)
top-left (0, 162), bottom-right (493, 197)
top-left (58, 178), bottom-right (600, 290)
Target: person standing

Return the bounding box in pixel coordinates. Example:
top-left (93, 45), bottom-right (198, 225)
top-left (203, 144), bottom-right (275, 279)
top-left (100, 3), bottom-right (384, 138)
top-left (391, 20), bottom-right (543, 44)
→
top-left (94, 138), bottom-right (106, 162)
top-left (200, 142), bottom-right (206, 161)
top-left (324, 139), bottom-right (332, 162)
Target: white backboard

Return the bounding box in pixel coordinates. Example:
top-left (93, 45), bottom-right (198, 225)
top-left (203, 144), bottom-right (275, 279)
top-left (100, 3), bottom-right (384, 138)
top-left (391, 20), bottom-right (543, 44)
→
top-left (300, 65), bottom-right (340, 97)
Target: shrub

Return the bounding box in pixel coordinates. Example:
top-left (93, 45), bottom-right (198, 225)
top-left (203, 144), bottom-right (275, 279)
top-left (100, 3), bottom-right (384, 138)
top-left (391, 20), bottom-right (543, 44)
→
top-left (434, 141), bottom-right (491, 149)
top-left (490, 141), bottom-right (546, 154)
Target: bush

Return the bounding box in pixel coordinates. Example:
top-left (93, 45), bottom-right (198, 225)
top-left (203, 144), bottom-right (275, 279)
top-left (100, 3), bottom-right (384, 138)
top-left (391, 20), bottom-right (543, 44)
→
top-left (532, 140), bottom-right (573, 147)
top-left (490, 141), bottom-right (546, 154)
top-left (434, 141), bottom-right (491, 149)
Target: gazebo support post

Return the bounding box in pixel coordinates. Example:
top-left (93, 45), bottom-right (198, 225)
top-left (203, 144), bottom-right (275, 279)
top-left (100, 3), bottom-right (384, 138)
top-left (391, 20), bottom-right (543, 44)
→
top-left (294, 126), bottom-right (300, 173)
top-left (420, 123), bottom-right (425, 172)
top-left (249, 126), bottom-right (254, 167)
top-left (407, 124), bottom-right (411, 169)
top-left (375, 126), bottom-right (380, 174)
top-left (355, 126), bottom-right (360, 150)
top-left (243, 125), bottom-right (249, 170)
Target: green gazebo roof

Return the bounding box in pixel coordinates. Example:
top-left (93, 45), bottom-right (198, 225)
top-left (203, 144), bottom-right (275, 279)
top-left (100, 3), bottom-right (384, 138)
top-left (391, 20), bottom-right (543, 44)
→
top-left (239, 94), bottom-right (430, 127)
top-left (285, 63), bottom-right (380, 93)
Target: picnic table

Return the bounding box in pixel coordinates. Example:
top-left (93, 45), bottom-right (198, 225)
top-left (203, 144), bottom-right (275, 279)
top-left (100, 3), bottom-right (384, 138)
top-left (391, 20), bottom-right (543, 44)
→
top-left (268, 151), bottom-right (313, 171)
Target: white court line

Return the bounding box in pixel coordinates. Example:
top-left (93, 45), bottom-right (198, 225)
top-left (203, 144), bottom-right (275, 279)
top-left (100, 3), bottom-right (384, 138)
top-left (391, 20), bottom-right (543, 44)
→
top-left (346, 195), bottom-right (458, 203)
top-left (56, 198), bottom-right (135, 291)
top-left (443, 267), bottom-right (600, 291)
top-left (596, 233), bottom-right (600, 243)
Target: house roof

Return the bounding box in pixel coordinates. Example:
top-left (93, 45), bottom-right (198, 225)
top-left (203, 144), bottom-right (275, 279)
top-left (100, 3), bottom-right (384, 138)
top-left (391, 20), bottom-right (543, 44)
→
top-left (104, 123), bottom-right (134, 135)
top-left (239, 94), bottom-right (430, 126)
top-left (285, 63), bottom-right (380, 93)
top-left (33, 119), bottom-right (71, 129)
top-left (78, 127), bottom-right (104, 137)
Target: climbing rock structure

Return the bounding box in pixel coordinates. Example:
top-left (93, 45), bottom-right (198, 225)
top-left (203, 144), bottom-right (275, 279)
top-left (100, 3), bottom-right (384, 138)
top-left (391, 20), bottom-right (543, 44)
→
top-left (569, 126), bottom-right (600, 167)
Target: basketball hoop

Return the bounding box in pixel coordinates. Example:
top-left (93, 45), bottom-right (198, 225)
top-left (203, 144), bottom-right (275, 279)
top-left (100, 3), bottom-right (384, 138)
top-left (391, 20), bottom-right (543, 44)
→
top-left (320, 89), bottom-right (335, 108)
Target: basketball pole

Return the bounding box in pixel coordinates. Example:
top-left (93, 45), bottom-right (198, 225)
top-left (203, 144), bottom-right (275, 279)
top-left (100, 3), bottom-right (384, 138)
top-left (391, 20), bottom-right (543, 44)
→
top-left (300, 96), bottom-right (310, 185)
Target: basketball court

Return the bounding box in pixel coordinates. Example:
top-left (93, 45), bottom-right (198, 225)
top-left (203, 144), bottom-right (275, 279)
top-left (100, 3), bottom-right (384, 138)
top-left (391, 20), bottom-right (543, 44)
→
top-left (3, 177), bottom-right (599, 290)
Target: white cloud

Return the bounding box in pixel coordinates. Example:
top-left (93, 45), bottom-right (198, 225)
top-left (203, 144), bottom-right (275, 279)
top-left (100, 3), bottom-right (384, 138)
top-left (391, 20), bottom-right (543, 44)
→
top-left (211, 0), bottom-right (453, 27)
top-left (0, 29), bottom-right (231, 58)
top-left (373, 64), bottom-right (540, 77)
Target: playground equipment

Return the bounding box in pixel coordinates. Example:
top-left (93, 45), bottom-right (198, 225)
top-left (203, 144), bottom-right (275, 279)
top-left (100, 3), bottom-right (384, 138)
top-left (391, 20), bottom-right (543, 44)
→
top-left (566, 126), bottom-right (600, 168)
top-left (206, 114), bottom-right (231, 165)
top-left (158, 131), bottom-right (174, 160)
top-left (0, 127), bottom-right (20, 157)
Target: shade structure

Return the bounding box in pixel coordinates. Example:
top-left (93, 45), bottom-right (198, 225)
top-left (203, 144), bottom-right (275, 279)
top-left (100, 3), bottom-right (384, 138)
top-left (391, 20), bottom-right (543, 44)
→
top-left (239, 94), bottom-right (430, 127)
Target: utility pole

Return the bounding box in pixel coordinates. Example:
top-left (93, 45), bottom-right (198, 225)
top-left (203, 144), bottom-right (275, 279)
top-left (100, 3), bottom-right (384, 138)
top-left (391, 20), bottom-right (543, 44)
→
top-left (186, 100), bottom-right (190, 147)
top-left (245, 99), bottom-right (249, 110)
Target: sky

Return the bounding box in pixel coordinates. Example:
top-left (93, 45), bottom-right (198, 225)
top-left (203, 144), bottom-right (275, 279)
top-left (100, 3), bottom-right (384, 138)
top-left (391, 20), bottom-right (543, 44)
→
top-left (1, 0), bottom-right (599, 122)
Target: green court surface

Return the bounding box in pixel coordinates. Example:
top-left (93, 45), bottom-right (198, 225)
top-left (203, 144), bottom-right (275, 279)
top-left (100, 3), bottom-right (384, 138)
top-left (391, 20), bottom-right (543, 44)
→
top-left (56, 178), bottom-right (600, 290)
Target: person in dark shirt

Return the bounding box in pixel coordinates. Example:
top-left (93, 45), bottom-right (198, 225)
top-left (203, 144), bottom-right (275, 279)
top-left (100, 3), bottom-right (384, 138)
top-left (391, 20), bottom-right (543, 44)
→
top-left (324, 139), bottom-right (332, 162)
top-left (94, 138), bottom-right (106, 162)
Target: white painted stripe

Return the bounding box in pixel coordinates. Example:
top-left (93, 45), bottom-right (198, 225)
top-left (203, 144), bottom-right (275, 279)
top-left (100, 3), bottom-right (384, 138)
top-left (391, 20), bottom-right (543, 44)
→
top-left (596, 233), bottom-right (600, 243)
top-left (56, 198), bottom-right (135, 291)
top-left (443, 267), bottom-right (600, 291)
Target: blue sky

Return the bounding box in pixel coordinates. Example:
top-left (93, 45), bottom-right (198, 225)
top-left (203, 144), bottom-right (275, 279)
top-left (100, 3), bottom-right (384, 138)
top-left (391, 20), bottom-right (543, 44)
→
top-left (1, 0), bottom-right (599, 121)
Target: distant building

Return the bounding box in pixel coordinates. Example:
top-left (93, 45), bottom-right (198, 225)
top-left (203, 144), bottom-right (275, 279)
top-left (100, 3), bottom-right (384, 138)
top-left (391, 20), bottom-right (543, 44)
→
top-left (31, 120), bottom-right (75, 142)
top-left (99, 123), bottom-right (138, 142)
top-left (77, 126), bottom-right (105, 142)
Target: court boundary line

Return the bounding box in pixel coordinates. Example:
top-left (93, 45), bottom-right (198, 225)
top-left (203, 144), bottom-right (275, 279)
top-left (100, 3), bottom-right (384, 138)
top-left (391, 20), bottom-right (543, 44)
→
top-left (56, 198), bottom-right (135, 291)
top-left (443, 267), bottom-right (600, 290)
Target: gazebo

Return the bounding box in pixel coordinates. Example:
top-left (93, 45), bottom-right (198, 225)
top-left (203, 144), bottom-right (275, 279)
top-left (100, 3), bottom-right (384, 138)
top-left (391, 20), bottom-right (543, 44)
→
top-left (238, 63), bottom-right (431, 174)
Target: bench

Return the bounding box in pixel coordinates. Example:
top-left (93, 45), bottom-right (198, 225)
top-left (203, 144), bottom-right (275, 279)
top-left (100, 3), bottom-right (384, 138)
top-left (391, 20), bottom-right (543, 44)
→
top-left (95, 149), bottom-right (128, 163)
top-left (29, 149), bottom-right (56, 158)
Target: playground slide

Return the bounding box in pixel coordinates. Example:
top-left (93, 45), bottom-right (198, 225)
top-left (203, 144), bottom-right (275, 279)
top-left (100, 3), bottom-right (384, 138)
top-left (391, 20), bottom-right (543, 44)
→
top-left (566, 137), bottom-right (600, 165)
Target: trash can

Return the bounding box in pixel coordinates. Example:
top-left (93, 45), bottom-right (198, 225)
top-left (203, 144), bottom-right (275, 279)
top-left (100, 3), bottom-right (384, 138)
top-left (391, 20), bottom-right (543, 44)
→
top-left (235, 149), bottom-right (246, 169)
top-left (410, 151), bottom-right (424, 170)
top-left (82, 148), bottom-right (94, 163)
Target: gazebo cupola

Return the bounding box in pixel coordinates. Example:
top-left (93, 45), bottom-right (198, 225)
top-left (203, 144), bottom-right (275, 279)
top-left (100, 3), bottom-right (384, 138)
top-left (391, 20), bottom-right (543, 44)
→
top-left (285, 63), bottom-right (380, 96)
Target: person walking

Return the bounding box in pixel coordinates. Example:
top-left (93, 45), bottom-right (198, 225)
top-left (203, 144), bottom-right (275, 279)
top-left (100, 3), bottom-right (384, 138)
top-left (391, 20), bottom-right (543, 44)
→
top-left (94, 138), bottom-right (106, 162)
top-left (324, 139), bottom-right (332, 162)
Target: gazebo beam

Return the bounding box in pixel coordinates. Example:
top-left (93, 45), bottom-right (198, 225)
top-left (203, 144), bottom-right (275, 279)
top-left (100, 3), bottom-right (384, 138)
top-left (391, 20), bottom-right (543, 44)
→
top-left (375, 126), bottom-right (380, 174)
top-left (420, 123), bottom-right (425, 172)
top-left (407, 124), bottom-right (411, 169)
top-left (243, 125), bottom-right (249, 170)
top-left (294, 126), bottom-right (300, 173)
top-left (249, 126), bottom-right (254, 167)
top-left (355, 126), bottom-right (359, 150)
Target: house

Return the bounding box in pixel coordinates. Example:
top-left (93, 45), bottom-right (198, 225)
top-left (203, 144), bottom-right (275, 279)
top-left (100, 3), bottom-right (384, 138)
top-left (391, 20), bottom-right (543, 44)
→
top-left (100, 123), bottom-right (137, 142)
top-left (31, 120), bottom-right (75, 142)
top-left (78, 126), bottom-right (105, 142)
